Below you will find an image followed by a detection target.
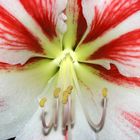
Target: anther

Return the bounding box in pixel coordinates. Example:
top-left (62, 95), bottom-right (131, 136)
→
top-left (39, 97), bottom-right (47, 108)
top-left (53, 88), bottom-right (61, 98)
top-left (66, 85), bottom-right (73, 92)
top-left (102, 88), bottom-right (108, 97)
top-left (62, 95), bottom-right (68, 104)
top-left (62, 86), bottom-right (72, 104)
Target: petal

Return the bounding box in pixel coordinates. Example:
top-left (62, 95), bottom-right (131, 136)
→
top-left (75, 0), bottom-right (140, 77)
top-left (0, 60), bottom-right (58, 140)
top-left (63, 0), bottom-right (87, 49)
top-left (15, 76), bottom-right (65, 140)
top-left (98, 88), bottom-right (140, 140)
top-left (88, 64), bottom-right (140, 87)
top-left (20, 0), bottom-right (67, 38)
top-left (82, 0), bottom-right (140, 43)
top-left (0, 5), bottom-right (43, 53)
top-left (15, 109), bottom-right (65, 140)
top-left (0, 0), bottom-right (67, 58)
top-left (0, 4), bottom-right (46, 65)
top-left (71, 94), bottom-right (96, 140)
top-left (75, 63), bottom-right (140, 140)
top-left (87, 29), bottom-right (140, 78)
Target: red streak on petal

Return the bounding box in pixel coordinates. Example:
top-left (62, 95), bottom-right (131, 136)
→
top-left (76, 0), bottom-right (87, 45)
top-left (0, 98), bottom-right (5, 107)
top-left (122, 111), bottom-right (140, 129)
top-left (0, 57), bottom-right (44, 70)
top-left (84, 0), bottom-right (140, 43)
top-left (89, 29), bottom-right (140, 67)
top-left (0, 98), bottom-right (8, 112)
top-left (0, 6), bottom-right (43, 53)
top-left (20, 0), bottom-right (57, 40)
top-left (87, 64), bottom-right (140, 87)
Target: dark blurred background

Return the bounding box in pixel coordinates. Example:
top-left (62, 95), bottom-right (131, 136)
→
top-left (8, 138), bottom-right (15, 140)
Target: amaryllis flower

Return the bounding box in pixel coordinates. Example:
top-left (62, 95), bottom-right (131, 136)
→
top-left (0, 0), bottom-right (140, 140)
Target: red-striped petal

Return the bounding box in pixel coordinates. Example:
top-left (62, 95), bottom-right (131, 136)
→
top-left (76, 0), bottom-right (87, 45)
top-left (20, 0), bottom-right (67, 40)
top-left (87, 29), bottom-right (140, 78)
top-left (122, 111), bottom-right (140, 131)
top-left (89, 29), bottom-right (140, 63)
top-left (88, 64), bottom-right (140, 87)
top-left (75, 0), bottom-right (140, 83)
top-left (0, 5), bottom-right (43, 53)
top-left (0, 5), bottom-right (46, 68)
top-left (83, 0), bottom-right (140, 43)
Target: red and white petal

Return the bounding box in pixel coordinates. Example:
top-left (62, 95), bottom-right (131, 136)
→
top-left (90, 64), bottom-right (140, 87)
top-left (76, 9), bottom-right (140, 59)
top-left (75, 63), bottom-right (140, 140)
top-left (19, 0), bottom-right (67, 38)
top-left (0, 6), bottom-right (45, 66)
top-left (82, 0), bottom-right (140, 43)
top-left (0, 60), bottom-right (58, 140)
top-left (0, 2), bottom-right (44, 52)
top-left (86, 29), bottom-right (140, 78)
top-left (75, 0), bottom-right (140, 56)
top-left (0, 4), bottom-right (46, 66)
top-left (63, 0), bottom-right (87, 49)
top-left (0, 0), bottom-right (67, 58)
top-left (75, 0), bottom-right (140, 78)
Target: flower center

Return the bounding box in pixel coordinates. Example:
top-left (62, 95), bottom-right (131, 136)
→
top-left (54, 49), bottom-right (78, 66)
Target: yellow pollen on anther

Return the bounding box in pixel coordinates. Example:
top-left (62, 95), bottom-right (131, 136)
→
top-left (66, 85), bottom-right (73, 91)
top-left (53, 88), bottom-right (61, 98)
top-left (102, 88), bottom-right (108, 97)
top-left (62, 95), bottom-right (68, 104)
top-left (61, 85), bottom-right (73, 104)
top-left (39, 97), bottom-right (47, 108)
top-left (62, 90), bottom-right (70, 104)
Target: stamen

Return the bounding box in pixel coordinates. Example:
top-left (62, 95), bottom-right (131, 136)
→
top-left (62, 101), bottom-right (69, 131)
top-left (62, 91), bottom-right (69, 104)
top-left (102, 88), bottom-right (108, 97)
top-left (53, 88), bottom-right (61, 98)
top-left (66, 85), bottom-right (73, 92)
top-left (39, 97), bottom-right (53, 135)
top-left (62, 94), bottom-right (72, 133)
top-left (53, 88), bottom-right (61, 128)
top-left (86, 88), bottom-right (108, 132)
top-left (41, 110), bottom-right (53, 135)
top-left (39, 97), bottom-right (47, 108)
top-left (62, 86), bottom-right (73, 104)
top-left (62, 95), bottom-right (68, 104)
top-left (70, 97), bottom-right (75, 126)
top-left (54, 97), bottom-right (59, 128)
